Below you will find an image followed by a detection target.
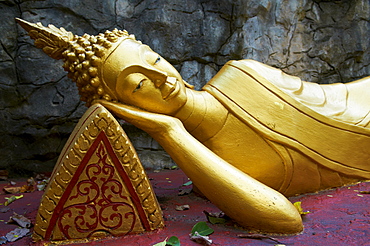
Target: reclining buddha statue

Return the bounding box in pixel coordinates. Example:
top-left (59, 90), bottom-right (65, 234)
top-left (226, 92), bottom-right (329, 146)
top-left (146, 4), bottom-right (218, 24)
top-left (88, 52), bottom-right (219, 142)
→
top-left (17, 18), bottom-right (370, 234)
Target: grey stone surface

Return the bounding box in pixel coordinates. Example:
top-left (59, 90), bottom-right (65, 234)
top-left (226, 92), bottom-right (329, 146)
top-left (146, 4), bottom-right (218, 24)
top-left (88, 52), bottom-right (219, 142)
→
top-left (0, 0), bottom-right (369, 175)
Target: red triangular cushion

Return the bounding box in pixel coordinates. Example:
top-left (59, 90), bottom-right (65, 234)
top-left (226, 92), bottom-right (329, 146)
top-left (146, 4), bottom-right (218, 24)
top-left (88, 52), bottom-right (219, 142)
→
top-left (33, 104), bottom-right (164, 242)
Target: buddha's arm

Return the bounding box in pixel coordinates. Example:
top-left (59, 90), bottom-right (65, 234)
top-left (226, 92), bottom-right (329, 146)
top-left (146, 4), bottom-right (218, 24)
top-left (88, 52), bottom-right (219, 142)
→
top-left (95, 100), bottom-right (303, 234)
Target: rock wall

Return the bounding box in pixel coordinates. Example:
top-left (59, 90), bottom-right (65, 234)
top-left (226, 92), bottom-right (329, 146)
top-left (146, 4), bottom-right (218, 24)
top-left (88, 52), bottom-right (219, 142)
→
top-left (0, 0), bottom-right (369, 175)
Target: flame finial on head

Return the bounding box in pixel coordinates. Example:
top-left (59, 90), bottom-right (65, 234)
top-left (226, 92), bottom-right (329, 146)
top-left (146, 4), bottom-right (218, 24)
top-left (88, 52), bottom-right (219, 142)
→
top-left (16, 18), bottom-right (136, 106)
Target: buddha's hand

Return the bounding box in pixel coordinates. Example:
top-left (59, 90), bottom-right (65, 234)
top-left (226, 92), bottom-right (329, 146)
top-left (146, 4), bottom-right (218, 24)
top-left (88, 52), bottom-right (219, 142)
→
top-left (93, 100), bottom-right (184, 136)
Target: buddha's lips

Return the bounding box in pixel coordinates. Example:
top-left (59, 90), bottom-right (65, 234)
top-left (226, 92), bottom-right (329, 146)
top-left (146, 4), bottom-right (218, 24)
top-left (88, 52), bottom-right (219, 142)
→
top-left (161, 77), bottom-right (179, 100)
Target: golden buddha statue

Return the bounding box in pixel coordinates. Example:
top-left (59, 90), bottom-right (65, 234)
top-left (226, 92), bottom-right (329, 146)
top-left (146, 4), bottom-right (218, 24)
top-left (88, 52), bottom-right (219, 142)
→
top-left (17, 18), bottom-right (370, 235)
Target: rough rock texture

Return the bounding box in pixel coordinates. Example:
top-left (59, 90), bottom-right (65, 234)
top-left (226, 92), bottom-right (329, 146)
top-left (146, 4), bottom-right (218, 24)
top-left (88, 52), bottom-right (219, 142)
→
top-left (0, 0), bottom-right (369, 175)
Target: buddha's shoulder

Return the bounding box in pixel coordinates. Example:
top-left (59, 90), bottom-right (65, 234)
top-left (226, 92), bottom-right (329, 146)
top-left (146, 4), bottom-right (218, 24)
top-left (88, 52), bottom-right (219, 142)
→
top-left (225, 59), bottom-right (278, 71)
top-left (225, 59), bottom-right (263, 65)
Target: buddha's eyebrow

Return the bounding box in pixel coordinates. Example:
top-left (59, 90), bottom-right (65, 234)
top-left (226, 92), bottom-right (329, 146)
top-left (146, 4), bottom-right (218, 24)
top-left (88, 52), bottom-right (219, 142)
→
top-left (140, 45), bottom-right (152, 55)
top-left (140, 45), bottom-right (157, 61)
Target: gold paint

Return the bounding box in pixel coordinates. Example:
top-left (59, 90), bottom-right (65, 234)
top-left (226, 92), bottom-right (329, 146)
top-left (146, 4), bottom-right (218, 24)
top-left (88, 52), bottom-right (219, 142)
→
top-left (18, 19), bottom-right (370, 234)
top-left (32, 104), bottom-right (163, 243)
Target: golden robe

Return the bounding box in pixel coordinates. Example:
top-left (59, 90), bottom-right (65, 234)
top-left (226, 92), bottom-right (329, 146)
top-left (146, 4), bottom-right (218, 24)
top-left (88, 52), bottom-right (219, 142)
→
top-left (203, 60), bottom-right (370, 196)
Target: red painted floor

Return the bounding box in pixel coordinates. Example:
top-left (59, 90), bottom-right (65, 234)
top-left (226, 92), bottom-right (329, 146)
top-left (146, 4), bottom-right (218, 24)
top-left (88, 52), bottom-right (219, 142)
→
top-left (0, 169), bottom-right (369, 245)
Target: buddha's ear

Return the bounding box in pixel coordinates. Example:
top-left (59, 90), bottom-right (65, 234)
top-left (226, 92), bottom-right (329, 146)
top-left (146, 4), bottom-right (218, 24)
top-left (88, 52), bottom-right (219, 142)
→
top-left (183, 80), bottom-right (194, 89)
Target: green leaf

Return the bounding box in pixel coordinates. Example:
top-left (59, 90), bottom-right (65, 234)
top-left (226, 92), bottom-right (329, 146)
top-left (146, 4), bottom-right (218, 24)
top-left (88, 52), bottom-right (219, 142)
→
top-left (293, 201), bottom-right (310, 215)
top-left (4, 195), bottom-right (24, 206)
top-left (153, 236), bottom-right (180, 246)
top-left (207, 216), bottom-right (227, 224)
top-left (191, 221), bottom-right (214, 236)
top-left (152, 238), bottom-right (167, 246)
top-left (204, 211), bottom-right (228, 224)
top-left (182, 181), bottom-right (192, 186)
top-left (166, 236), bottom-right (180, 246)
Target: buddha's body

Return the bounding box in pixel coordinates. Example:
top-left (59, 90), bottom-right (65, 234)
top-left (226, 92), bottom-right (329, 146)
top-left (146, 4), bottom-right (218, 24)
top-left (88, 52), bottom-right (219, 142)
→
top-left (175, 60), bottom-right (370, 197)
top-left (170, 60), bottom-right (370, 196)
top-left (18, 18), bottom-right (370, 234)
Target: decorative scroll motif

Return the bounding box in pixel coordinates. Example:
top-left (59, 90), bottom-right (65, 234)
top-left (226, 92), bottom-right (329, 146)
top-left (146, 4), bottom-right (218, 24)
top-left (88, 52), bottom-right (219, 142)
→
top-left (54, 134), bottom-right (138, 239)
top-left (33, 104), bottom-right (164, 242)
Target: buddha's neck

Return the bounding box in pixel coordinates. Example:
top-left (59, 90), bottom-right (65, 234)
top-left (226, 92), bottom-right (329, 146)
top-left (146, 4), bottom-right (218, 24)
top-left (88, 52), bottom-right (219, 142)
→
top-left (174, 89), bottom-right (228, 142)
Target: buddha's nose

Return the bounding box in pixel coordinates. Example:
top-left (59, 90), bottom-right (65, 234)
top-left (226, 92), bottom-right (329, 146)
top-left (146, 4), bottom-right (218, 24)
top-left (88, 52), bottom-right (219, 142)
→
top-left (143, 66), bottom-right (167, 87)
top-left (153, 72), bottom-right (168, 88)
top-left (154, 76), bottom-right (177, 88)
top-left (154, 78), bottom-right (164, 87)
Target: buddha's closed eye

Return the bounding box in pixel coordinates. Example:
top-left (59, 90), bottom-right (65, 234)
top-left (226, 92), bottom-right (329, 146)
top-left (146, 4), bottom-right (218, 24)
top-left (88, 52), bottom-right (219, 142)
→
top-left (134, 79), bottom-right (145, 92)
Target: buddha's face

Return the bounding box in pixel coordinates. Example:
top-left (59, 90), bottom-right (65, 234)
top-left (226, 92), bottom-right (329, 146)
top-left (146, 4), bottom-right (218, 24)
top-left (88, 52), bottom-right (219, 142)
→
top-left (106, 39), bottom-right (187, 115)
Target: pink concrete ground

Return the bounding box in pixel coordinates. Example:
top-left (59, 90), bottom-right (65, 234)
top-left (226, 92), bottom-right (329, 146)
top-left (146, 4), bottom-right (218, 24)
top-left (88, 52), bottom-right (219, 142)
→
top-left (0, 169), bottom-right (369, 246)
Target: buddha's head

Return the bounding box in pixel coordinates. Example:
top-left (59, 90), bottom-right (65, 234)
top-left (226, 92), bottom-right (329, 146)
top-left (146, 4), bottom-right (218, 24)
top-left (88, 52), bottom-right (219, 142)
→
top-left (105, 38), bottom-right (189, 115)
top-left (16, 19), bottom-right (191, 115)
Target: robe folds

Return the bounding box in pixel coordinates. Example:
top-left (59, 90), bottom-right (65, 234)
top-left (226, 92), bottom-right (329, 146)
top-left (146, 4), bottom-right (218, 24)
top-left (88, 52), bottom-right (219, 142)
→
top-left (203, 60), bottom-right (370, 196)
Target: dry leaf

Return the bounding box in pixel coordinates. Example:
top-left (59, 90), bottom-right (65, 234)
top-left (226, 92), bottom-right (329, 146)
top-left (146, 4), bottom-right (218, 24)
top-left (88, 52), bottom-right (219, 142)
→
top-left (8, 213), bottom-right (32, 228)
top-left (359, 191), bottom-right (370, 194)
top-left (4, 178), bottom-right (35, 194)
top-left (19, 184), bottom-right (34, 193)
top-left (175, 205), bottom-right (190, 211)
top-left (15, 177), bottom-right (36, 193)
top-left (237, 233), bottom-right (282, 244)
top-left (3, 187), bottom-right (21, 194)
top-left (189, 231), bottom-right (212, 245)
top-left (27, 177), bottom-right (36, 186)
top-left (0, 207), bottom-right (11, 213)
top-left (178, 188), bottom-right (192, 196)
top-left (5, 228), bottom-right (30, 242)
top-left (0, 236), bottom-right (7, 244)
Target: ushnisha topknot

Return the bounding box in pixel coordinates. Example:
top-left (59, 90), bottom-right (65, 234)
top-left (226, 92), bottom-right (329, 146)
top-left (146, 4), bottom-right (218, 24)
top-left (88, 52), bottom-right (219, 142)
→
top-left (16, 18), bottom-right (137, 106)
